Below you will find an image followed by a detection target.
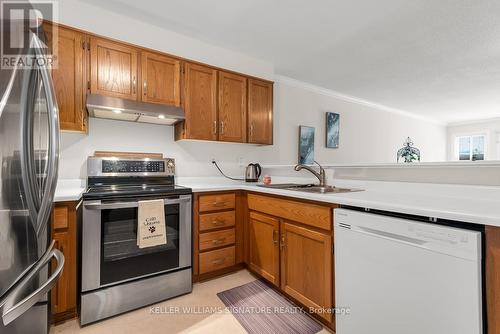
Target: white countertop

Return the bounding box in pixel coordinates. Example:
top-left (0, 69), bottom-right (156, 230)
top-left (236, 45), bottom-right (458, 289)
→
top-left (54, 179), bottom-right (86, 202)
top-left (178, 177), bottom-right (500, 227)
top-left (54, 176), bottom-right (500, 227)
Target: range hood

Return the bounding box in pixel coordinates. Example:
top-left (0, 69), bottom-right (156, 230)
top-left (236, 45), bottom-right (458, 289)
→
top-left (86, 94), bottom-right (185, 125)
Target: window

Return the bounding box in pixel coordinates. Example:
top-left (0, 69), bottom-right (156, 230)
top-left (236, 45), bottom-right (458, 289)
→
top-left (455, 135), bottom-right (486, 161)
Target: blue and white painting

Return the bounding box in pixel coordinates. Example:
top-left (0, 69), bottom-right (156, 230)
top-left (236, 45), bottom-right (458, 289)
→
top-left (326, 112), bottom-right (340, 148)
top-left (298, 126), bottom-right (315, 164)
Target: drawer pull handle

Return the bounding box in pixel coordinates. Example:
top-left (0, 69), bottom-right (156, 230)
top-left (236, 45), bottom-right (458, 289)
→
top-left (212, 220), bottom-right (225, 226)
top-left (212, 258), bottom-right (226, 265)
top-left (212, 238), bottom-right (226, 245)
top-left (212, 202), bottom-right (226, 207)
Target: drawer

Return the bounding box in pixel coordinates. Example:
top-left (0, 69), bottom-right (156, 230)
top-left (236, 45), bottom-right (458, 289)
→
top-left (248, 193), bottom-right (333, 231)
top-left (199, 211), bottom-right (236, 231)
top-left (199, 228), bottom-right (235, 251)
top-left (199, 246), bottom-right (235, 274)
top-left (199, 193), bottom-right (235, 212)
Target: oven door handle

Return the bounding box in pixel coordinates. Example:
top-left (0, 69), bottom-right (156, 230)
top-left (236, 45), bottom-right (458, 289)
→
top-left (84, 196), bottom-right (191, 210)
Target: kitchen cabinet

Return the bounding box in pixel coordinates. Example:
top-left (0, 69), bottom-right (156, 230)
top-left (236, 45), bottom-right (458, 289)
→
top-left (43, 23), bottom-right (88, 133)
top-left (248, 79), bottom-right (273, 144)
top-left (247, 193), bottom-right (336, 326)
top-left (218, 71), bottom-right (247, 143)
top-left (177, 62), bottom-right (218, 140)
top-left (90, 37), bottom-right (139, 101)
top-left (280, 220), bottom-right (332, 322)
top-left (248, 212), bottom-right (280, 286)
top-left (141, 52), bottom-right (180, 106)
top-left (193, 192), bottom-right (244, 280)
top-left (51, 201), bottom-right (79, 323)
top-left (486, 226), bottom-right (500, 334)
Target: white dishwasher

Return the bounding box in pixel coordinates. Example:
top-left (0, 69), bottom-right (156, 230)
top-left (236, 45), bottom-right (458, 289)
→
top-left (334, 208), bottom-right (483, 334)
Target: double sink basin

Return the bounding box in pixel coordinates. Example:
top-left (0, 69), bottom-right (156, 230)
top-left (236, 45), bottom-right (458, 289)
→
top-left (257, 183), bottom-right (360, 194)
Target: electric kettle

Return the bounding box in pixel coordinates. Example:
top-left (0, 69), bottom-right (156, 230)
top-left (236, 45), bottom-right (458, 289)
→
top-left (245, 163), bottom-right (262, 182)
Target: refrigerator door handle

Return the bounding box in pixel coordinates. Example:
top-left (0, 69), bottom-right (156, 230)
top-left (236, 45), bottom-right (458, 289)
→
top-left (1, 241), bottom-right (65, 326)
top-left (32, 35), bottom-right (60, 237)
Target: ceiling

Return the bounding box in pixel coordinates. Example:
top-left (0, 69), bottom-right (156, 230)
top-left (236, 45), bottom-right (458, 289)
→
top-left (84, 0), bottom-right (500, 124)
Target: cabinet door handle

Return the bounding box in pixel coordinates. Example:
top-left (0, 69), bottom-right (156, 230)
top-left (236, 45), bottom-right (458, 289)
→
top-left (132, 76), bottom-right (136, 94)
top-left (212, 258), bottom-right (226, 265)
top-left (272, 230), bottom-right (278, 244)
top-left (280, 233), bottom-right (285, 250)
top-left (212, 201), bottom-right (226, 207)
top-left (250, 123), bottom-right (254, 139)
top-left (143, 81), bottom-right (147, 95)
top-left (213, 121), bottom-right (217, 134)
top-left (220, 121), bottom-right (224, 135)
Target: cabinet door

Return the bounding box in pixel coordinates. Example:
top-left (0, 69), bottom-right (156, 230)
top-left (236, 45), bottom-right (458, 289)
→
top-left (141, 52), bottom-right (180, 106)
top-left (218, 71), bottom-right (247, 142)
top-left (248, 212), bottom-right (280, 286)
top-left (248, 79), bottom-right (273, 144)
top-left (50, 203), bottom-right (77, 323)
top-left (44, 23), bottom-right (87, 132)
top-left (183, 63), bottom-right (218, 140)
top-left (280, 221), bottom-right (333, 322)
top-left (90, 37), bottom-right (138, 100)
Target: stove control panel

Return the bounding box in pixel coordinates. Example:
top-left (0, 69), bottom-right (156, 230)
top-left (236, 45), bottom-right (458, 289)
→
top-left (88, 157), bottom-right (175, 176)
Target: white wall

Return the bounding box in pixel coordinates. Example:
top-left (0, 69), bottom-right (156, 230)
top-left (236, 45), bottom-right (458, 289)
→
top-left (447, 118), bottom-right (500, 161)
top-left (59, 79), bottom-right (447, 179)
top-left (56, 0), bottom-right (447, 180)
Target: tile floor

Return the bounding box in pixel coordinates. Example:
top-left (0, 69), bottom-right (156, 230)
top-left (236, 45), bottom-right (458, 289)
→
top-left (50, 269), bottom-right (330, 334)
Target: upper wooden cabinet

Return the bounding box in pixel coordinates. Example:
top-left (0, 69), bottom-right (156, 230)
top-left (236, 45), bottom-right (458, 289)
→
top-left (90, 37), bottom-right (139, 101)
top-left (248, 212), bottom-right (280, 286)
top-left (180, 62), bottom-right (218, 140)
top-left (141, 52), bottom-right (180, 106)
top-left (218, 71), bottom-right (247, 143)
top-left (44, 23), bottom-right (87, 132)
top-left (248, 79), bottom-right (273, 144)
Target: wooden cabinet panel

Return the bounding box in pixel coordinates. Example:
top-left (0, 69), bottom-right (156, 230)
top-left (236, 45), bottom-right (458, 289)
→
top-left (51, 201), bottom-right (78, 323)
top-left (248, 212), bottom-right (280, 286)
top-left (486, 226), bottom-right (500, 334)
top-left (248, 79), bottom-right (273, 144)
top-left (218, 71), bottom-right (247, 142)
top-left (247, 193), bottom-right (333, 231)
top-left (280, 221), bottom-right (332, 322)
top-left (141, 52), bottom-right (180, 106)
top-left (44, 23), bottom-right (87, 132)
top-left (199, 228), bottom-right (235, 251)
top-left (199, 193), bottom-right (236, 212)
top-left (181, 62), bottom-right (218, 140)
top-left (199, 246), bottom-right (236, 274)
top-left (199, 211), bottom-right (236, 231)
top-left (90, 37), bottom-right (138, 100)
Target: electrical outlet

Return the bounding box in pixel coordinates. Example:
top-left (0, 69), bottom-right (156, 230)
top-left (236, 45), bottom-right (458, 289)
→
top-left (238, 157), bottom-right (244, 167)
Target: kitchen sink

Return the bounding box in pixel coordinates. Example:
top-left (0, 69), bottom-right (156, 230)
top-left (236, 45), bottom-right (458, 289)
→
top-left (257, 183), bottom-right (361, 194)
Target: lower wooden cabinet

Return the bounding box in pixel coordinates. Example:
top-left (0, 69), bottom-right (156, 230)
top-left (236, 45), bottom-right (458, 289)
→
top-left (248, 212), bottom-right (280, 286)
top-left (51, 201), bottom-right (79, 323)
top-left (246, 193), bottom-right (336, 326)
top-left (280, 221), bottom-right (333, 322)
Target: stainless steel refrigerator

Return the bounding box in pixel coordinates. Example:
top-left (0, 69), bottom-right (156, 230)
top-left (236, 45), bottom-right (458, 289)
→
top-left (0, 18), bottom-right (64, 334)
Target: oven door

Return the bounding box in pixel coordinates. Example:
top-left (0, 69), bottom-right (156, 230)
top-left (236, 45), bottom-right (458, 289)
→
top-left (81, 195), bottom-right (191, 291)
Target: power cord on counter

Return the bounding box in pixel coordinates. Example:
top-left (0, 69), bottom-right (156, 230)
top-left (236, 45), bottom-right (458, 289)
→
top-left (212, 159), bottom-right (245, 181)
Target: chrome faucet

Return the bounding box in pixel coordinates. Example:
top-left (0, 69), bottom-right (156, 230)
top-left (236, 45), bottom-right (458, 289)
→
top-left (294, 161), bottom-right (327, 187)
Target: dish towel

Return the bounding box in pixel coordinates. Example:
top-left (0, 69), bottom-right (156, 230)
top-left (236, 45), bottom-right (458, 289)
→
top-left (137, 199), bottom-right (167, 249)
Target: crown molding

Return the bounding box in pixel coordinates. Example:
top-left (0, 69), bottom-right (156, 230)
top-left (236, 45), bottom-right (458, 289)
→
top-left (447, 116), bottom-right (500, 127)
top-left (274, 75), bottom-right (445, 125)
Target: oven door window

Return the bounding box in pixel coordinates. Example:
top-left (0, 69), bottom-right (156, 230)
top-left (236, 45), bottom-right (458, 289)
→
top-left (100, 203), bottom-right (181, 286)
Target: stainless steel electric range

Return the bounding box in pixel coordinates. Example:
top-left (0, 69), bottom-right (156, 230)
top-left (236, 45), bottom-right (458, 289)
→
top-left (80, 156), bottom-right (192, 325)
